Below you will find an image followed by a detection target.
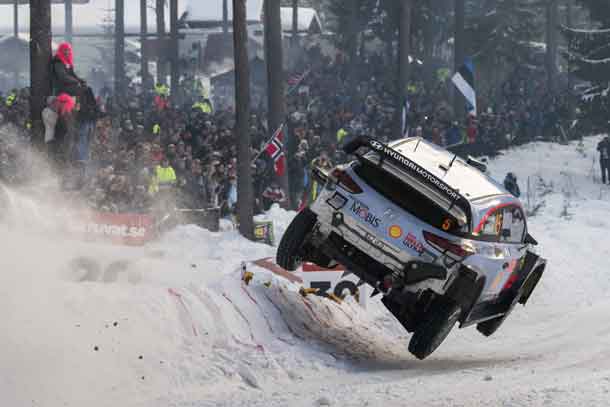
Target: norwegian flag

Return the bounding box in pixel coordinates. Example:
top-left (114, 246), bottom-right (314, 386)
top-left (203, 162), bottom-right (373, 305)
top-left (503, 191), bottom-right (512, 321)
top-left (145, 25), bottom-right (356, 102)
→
top-left (264, 124), bottom-right (286, 176)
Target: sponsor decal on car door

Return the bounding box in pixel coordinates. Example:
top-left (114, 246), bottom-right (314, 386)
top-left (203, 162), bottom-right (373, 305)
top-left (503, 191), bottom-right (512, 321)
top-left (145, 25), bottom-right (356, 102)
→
top-left (349, 198), bottom-right (382, 228)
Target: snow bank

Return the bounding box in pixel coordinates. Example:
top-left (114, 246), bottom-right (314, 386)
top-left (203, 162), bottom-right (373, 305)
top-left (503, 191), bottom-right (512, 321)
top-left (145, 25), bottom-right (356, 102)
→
top-left (3, 136), bottom-right (610, 406)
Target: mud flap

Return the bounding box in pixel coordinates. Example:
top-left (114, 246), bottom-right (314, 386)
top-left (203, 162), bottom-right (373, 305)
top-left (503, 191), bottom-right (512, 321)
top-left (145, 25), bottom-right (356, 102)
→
top-left (445, 266), bottom-right (484, 325)
top-left (381, 293), bottom-right (422, 333)
top-left (519, 260), bottom-right (546, 305)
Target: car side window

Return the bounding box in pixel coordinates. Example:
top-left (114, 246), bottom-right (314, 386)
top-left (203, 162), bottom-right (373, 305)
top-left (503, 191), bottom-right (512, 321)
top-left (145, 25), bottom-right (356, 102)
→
top-left (479, 209), bottom-right (504, 241)
top-left (500, 206), bottom-right (526, 243)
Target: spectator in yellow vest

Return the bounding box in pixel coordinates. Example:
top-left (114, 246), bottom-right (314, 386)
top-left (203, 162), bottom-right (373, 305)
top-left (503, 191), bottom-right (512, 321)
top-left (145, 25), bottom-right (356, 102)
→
top-left (337, 127), bottom-right (348, 144)
top-left (150, 157), bottom-right (177, 194)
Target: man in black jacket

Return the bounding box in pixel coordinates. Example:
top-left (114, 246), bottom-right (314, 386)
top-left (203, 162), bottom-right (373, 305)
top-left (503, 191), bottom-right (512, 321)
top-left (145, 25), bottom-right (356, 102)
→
top-left (504, 172), bottom-right (521, 198)
top-left (598, 136), bottom-right (610, 184)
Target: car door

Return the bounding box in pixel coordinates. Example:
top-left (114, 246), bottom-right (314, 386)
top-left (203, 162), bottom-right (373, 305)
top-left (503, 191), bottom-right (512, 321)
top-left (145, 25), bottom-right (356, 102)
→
top-left (484, 205), bottom-right (527, 298)
top-left (469, 204), bottom-right (524, 299)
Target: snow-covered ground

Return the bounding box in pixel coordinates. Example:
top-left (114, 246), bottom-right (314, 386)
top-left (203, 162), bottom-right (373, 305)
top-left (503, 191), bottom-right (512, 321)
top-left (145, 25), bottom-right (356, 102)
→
top-left (2, 137), bottom-right (610, 407)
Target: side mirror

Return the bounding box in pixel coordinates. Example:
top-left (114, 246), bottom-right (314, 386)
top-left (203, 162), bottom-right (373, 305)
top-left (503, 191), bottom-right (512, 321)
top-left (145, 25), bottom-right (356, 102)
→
top-left (524, 233), bottom-right (538, 245)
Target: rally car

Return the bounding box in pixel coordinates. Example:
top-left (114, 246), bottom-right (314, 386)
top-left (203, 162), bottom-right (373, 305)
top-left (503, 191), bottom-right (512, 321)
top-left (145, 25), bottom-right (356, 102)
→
top-left (277, 136), bottom-right (546, 359)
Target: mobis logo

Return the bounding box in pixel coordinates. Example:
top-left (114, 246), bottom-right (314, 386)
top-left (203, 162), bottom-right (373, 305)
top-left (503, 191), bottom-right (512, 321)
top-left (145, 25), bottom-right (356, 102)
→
top-left (350, 200), bottom-right (381, 228)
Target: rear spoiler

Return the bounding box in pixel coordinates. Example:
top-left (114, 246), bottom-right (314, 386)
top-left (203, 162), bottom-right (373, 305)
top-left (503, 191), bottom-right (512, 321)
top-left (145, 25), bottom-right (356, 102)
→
top-left (343, 136), bottom-right (470, 220)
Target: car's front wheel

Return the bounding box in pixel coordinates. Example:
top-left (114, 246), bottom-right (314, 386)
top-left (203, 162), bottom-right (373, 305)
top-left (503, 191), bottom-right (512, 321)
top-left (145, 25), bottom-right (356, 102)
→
top-left (408, 299), bottom-right (462, 360)
top-left (276, 208), bottom-right (317, 271)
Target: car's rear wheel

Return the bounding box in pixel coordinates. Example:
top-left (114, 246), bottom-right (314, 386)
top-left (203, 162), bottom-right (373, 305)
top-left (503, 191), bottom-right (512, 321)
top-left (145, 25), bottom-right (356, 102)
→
top-left (276, 208), bottom-right (317, 271)
top-left (408, 299), bottom-right (461, 360)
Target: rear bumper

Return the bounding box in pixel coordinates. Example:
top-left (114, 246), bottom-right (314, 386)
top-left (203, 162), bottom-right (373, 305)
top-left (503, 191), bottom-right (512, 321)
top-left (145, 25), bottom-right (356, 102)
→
top-left (310, 187), bottom-right (413, 274)
top-left (310, 184), bottom-right (452, 295)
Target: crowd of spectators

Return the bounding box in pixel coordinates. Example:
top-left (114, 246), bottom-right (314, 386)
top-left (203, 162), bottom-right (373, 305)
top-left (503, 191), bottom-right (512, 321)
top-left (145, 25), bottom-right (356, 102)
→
top-left (0, 44), bottom-right (575, 219)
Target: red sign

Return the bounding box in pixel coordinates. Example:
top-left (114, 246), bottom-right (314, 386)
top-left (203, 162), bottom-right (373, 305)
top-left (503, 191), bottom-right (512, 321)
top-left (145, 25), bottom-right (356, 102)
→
top-left (68, 212), bottom-right (155, 246)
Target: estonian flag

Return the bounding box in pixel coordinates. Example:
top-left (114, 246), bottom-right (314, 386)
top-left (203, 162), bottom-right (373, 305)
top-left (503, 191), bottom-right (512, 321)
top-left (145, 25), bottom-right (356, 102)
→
top-left (452, 57), bottom-right (477, 116)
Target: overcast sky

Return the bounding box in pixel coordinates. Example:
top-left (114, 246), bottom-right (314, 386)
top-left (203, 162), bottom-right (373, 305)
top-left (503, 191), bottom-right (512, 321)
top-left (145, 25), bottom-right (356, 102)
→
top-left (0, 1), bottom-right (189, 34)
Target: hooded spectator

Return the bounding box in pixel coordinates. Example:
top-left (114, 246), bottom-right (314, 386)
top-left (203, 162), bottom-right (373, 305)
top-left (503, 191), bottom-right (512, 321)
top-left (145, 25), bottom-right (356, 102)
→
top-left (504, 172), bottom-right (521, 198)
top-left (597, 136), bottom-right (610, 184)
top-left (51, 42), bottom-right (86, 98)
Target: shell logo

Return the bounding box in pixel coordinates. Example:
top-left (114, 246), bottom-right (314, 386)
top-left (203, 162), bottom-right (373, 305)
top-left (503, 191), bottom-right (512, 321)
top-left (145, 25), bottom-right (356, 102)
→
top-left (388, 225), bottom-right (403, 239)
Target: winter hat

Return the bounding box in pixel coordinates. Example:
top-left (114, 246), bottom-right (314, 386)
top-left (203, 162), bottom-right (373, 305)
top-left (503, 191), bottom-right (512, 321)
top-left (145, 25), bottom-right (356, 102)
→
top-left (55, 93), bottom-right (76, 115)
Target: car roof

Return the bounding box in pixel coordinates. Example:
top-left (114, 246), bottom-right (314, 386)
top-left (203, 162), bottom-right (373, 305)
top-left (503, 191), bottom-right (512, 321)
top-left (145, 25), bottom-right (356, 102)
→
top-left (389, 137), bottom-right (508, 201)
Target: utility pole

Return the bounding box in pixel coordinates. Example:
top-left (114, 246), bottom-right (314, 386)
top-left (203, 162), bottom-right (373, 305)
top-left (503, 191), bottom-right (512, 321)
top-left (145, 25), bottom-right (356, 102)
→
top-left (65, 0), bottom-right (73, 44)
top-left (453, 0), bottom-right (465, 119)
top-left (264, 0), bottom-right (291, 208)
top-left (398, 0), bottom-right (412, 137)
top-left (223, 0), bottom-right (229, 34)
top-left (546, 0), bottom-right (559, 92)
top-left (233, 0), bottom-right (254, 239)
top-left (156, 0), bottom-right (167, 85)
top-left (115, 0), bottom-right (125, 101)
top-left (29, 0), bottom-right (52, 148)
top-left (169, 0), bottom-right (179, 101)
top-left (140, 0), bottom-right (149, 86)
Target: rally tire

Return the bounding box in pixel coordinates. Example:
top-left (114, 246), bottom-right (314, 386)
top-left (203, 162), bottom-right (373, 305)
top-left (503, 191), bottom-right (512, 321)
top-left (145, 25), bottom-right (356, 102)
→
top-left (408, 300), bottom-right (462, 360)
top-left (276, 208), bottom-right (317, 271)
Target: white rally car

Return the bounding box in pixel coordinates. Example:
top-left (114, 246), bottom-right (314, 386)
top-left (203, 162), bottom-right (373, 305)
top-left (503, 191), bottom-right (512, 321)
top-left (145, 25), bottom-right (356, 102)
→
top-left (277, 136), bottom-right (546, 359)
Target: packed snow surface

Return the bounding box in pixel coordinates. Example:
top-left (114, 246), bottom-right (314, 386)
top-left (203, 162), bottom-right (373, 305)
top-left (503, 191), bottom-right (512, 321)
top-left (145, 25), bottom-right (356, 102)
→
top-left (2, 137), bottom-right (610, 407)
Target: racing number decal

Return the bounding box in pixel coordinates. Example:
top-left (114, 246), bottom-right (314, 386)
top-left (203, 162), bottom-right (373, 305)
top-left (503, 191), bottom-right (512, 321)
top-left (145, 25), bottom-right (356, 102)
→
top-left (310, 280), bottom-right (359, 300)
top-left (442, 218), bottom-right (453, 231)
top-left (333, 280), bottom-right (359, 299)
top-left (310, 281), bottom-right (332, 296)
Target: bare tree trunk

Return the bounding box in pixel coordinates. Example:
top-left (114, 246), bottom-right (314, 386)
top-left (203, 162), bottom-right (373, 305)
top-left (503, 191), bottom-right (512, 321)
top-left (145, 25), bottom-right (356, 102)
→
top-left (397, 0), bottom-right (412, 138)
top-left (65, 0), bottom-right (73, 44)
top-left (156, 0), bottom-right (167, 85)
top-left (13, 0), bottom-right (18, 37)
top-left (347, 0), bottom-right (359, 93)
top-left (566, 0), bottom-right (574, 123)
top-left (233, 0), bottom-right (254, 239)
top-left (13, 0), bottom-right (19, 87)
top-left (292, 0), bottom-right (298, 46)
top-left (264, 0), bottom-right (291, 208)
top-left (30, 0), bottom-right (52, 149)
top-left (115, 0), bottom-right (125, 101)
top-left (140, 0), bottom-right (149, 85)
top-left (223, 0), bottom-right (229, 34)
top-left (453, 0), bottom-right (465, 119)
top-left (169, 0), bottom-right (179, 101)
top-left (546, 0), bottom-right (558, 92)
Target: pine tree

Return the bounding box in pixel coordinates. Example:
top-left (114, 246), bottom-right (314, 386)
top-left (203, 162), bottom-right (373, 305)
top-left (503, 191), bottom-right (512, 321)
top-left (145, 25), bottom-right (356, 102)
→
top-left (466, 0), bottom-right (543, 67)
top-left (464, 0), bottom-right (544, 98)
top-left (563, 0), bottom-right (610, 129)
